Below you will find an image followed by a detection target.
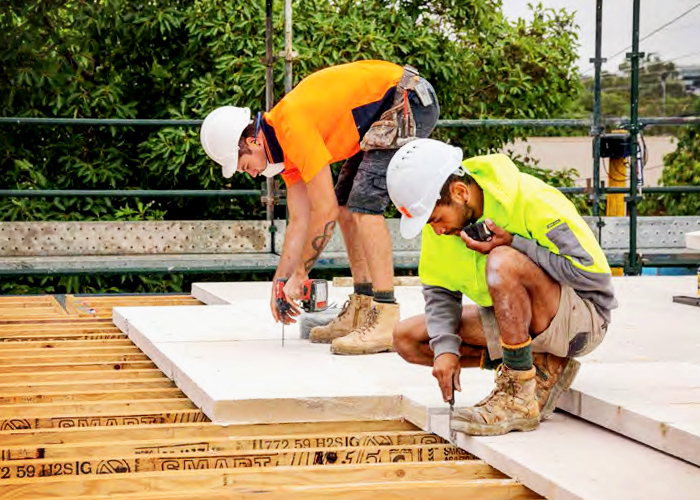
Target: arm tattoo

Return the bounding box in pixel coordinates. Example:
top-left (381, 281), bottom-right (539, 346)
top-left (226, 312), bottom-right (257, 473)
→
top-left (304, 220), bottom-right (336, 272)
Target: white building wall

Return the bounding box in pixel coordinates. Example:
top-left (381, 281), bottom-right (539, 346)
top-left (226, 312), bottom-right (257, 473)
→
top-left (499, 136), bottom-right (678, 187)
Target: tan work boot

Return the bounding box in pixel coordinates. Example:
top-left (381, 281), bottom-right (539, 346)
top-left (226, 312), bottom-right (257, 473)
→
top-left (451, 365), bottom-right (539, 436)
top-left (309, 294), bottom-right (372, 344)
top-left (533, 352), bottom-right (580, 420)
top-left (330, 301), bottom-right (399, 355)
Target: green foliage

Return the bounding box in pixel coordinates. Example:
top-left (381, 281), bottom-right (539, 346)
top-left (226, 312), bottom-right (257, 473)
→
top-left (0, 273), bottom-right (187, 295)
top-left (508, 150), bottom-right (589, 215)
top-left (0, 271), bottom-right (288, 295)
top-left (570, 53), bottom-right (700, 215)
top-left (639, 124), bottom-right (700, 216)
top-left (1, 0), bottom-right (582, 293)
top-left (575, 54), bottom-right (697, 135)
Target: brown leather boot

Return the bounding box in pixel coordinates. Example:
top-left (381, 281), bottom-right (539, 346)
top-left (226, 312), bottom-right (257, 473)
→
top-left (309, 294), bottom-right (372, 344)
top-left (532, 352), bottom-right (580, 420)
top-left (451, 365), bottom-right (539, 436)
top-left (330, 301), bottom-right (399, 355)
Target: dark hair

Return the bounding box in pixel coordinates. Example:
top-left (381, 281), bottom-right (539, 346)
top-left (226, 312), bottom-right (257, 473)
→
top-left (436, 173), bottom-right (474, 206)
top-left (237, 122), bottom-right (257, 156)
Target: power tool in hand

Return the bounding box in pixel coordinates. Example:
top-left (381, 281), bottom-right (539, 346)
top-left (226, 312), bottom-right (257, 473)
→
top-left (274, 278), bottom-right (329, 317)
top-left (462, 221), bottom-right (492, 242)
top-left (274, 278), bottom-right (293, 321)
top-left (274, 278), bottom-right (329, 348)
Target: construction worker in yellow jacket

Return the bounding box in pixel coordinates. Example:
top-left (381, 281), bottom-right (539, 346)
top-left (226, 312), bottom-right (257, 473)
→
top-left (386, 138), bottom-right (617, 436)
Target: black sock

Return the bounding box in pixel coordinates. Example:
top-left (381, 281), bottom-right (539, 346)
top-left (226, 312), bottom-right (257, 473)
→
top-left (354, 282), bottom-right (373, 297)
top-left (501, 339), bottom-right (533, 371)
top-left (373, 289), bottom-right (396, 304)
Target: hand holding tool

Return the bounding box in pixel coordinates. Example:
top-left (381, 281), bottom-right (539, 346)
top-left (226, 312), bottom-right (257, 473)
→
top-left (274, 278), bottom-right (294, 319)
top-left (300, 279), bottom-right (329, 313)
top-left (274, 278), bottom-right (293, 347)
top-left (462, 221), bottom-right (493, 242)
top-left (274, 278), bottom-right (329, 346)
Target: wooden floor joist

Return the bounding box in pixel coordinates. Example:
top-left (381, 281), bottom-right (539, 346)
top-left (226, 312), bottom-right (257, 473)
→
top-left (0, 379), bottom-right (176, 395)
top-left (0, 369), bottom-right (167, 384)
top-left (0, 420), bottom-right (419, 447)
top-left (0, 387), bottom-right (184, 405)
top-left (0, 345), bottom-right (143, 356)
top-left (0, 352), bottom-right (151, 364)
top-left (0, 294), bottom-right (543, 499)
top-left (1, 429), bottom-right (446, 459)
top-left (0, 360), bottom-right (158, 373)
top-left (0, 339), bottom-right (135, 350)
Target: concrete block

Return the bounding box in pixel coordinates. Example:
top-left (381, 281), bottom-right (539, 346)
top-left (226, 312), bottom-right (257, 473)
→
top-left (558, 362), bottom-right (700, 467)
top-left (686, 230), bottom-right (700, 250)
top-left (429, 412), bottom-right (700, 500)
top-left (115, 303), bottom-right (301, 343)
top-left (112, 303), bottom-right (444, 425)
top-left (579, 276), bottom-right (700, 363)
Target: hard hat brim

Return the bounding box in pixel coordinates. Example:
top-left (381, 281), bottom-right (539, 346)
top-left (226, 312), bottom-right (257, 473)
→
top-left (221, 157), bottom-right (238, 178)
top-left (399, 210), bottom-right (431, 240)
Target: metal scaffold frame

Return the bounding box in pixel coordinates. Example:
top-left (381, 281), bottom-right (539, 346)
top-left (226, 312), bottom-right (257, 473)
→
top-left (0, 0), bottom-right (698, 276)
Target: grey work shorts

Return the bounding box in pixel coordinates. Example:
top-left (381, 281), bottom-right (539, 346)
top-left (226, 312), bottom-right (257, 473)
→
top-left (334, 78), bottom-right (440, 215)
top-left (479, 285), bottom-right (609, 360)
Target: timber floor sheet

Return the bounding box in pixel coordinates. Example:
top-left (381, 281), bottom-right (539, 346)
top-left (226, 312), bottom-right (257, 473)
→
top-left (0, 294), bottom-right (541, 500)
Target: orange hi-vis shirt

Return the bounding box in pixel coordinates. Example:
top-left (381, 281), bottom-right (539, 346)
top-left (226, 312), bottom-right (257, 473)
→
top-left (260, 60), bottom-right (403, 185)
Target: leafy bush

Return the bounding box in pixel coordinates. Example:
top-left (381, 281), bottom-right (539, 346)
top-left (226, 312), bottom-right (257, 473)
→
top-left (639, 124), bottom-right (700, 216)
top-left (1, 0), bottom-right (582, 293)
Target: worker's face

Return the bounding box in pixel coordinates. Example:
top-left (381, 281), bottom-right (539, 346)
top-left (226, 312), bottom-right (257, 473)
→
top-left (237, 137), bottom-right (267, 178)
top-left (427, 181), bottom-right (481, 236)
top-left (428, 201), bottom-right (476, 236)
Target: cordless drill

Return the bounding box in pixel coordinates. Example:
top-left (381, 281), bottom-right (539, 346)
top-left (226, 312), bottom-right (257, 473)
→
top-left (274, 278), bottom-right (329, 319)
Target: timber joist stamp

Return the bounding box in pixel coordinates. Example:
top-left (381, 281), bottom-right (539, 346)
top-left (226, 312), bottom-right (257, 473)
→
top-left (0, 410), bottom-right (209, 431)
top-left (0, 443), bottom-right (473, 479)
top-left (1, 430), bottom-right (443, 460)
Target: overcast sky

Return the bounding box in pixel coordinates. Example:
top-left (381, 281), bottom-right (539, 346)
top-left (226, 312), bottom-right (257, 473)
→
top-left (501, 0), bottom-right (700, 75)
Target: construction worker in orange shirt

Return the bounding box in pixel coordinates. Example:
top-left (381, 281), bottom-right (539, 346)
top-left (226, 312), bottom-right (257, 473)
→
top-left (200, 60), bottom-right (439, 355)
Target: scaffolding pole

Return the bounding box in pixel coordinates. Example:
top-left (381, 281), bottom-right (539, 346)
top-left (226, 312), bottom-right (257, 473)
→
top-left (591, 0), bottom-right (605, 236)
top-left (265, 0), bottom-right (275, 252)
top-left (284, 0), bottom-right (293, 94)
top-left (626, 0), bottom-right (643, 275)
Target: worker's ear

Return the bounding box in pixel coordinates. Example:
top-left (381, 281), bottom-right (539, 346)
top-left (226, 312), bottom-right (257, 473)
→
top-left (450, 181), bottom-right (470, 205)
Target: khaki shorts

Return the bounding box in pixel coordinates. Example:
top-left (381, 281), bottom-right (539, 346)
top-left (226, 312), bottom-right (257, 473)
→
top-left (479, 285), bottom-right (608, 360)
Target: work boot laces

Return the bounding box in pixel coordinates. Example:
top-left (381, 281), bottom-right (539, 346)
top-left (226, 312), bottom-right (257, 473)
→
top-left (355, 306), bottom-right (379, 338)
top-left (533, 354), bottom-right (551, 381)
top-left (332, 299), bottom-right (351, 324)
top-left (476, 365), bottom-right (518, 409)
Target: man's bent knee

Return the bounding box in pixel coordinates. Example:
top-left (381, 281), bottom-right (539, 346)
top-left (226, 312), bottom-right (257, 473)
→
top-left (485, 246), bottom-right (523, 288)
top-left (392, 320), bottom-right (414, 361)
top-left (392, 316), bottom-right (428, 364)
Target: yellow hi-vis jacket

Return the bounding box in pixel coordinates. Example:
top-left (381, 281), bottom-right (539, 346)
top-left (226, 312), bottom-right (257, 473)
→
top-left (419, 154), bottom-right (617, 358)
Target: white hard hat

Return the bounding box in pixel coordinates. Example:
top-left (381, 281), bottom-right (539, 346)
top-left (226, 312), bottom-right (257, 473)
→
top-left (387, 138), bottom-right (465, 239)
top-left (200, 106), bottom-right (251, 178)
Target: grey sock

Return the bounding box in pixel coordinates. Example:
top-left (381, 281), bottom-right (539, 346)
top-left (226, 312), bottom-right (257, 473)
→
top-left (354, 282), bottom-right (373, 297)
top-left (373, 289), bottom-right (396, 304)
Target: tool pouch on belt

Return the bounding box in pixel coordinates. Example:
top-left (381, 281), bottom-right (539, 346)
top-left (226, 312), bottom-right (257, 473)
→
top-left (360, 65), bottom-right (421, 151)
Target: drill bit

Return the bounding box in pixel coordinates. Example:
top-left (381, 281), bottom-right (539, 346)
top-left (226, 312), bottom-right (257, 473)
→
top-left (448, 375), bottom-right (457, 443)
